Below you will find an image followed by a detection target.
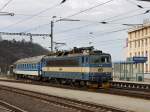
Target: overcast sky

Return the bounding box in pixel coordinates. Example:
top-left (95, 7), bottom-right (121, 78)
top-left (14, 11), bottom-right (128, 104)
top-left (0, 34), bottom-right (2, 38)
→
top-left (0, 0), bottom-right (150, 61)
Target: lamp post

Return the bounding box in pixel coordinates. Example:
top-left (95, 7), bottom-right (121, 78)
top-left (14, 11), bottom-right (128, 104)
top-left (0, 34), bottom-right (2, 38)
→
top-left (50, 17), bottom-right (80, 52)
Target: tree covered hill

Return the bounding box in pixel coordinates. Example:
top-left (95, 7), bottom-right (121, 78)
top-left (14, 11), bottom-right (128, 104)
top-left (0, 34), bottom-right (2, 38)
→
top-left (0, 40), bottom-right (49, 73)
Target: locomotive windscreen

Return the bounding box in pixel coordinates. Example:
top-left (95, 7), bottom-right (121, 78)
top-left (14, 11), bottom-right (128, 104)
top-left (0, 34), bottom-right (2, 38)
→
top-left (90, 55), bottom-right (111, 64)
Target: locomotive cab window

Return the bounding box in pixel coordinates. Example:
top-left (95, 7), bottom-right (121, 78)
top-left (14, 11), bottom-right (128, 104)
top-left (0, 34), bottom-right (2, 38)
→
top-left (90, 55), bottom-right (111, 64)
top-left (101, 56), bottom-right (110, 63)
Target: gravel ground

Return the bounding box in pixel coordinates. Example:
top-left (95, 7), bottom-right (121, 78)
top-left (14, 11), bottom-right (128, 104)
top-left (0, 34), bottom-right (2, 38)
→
top-left (0, 81), bottom-right (150, 112)
top-left (0, 105), bottom-right (11, 112)
top-left (0, 89), bottom-right (76, 112)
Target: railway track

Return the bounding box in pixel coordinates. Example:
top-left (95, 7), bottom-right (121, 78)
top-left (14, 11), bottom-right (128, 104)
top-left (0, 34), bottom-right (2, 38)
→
top-left (0, 100), bottom-right (27, 112)
top-left (110, 81), bottom-right (150, 91)
top-left (0, 77), bottom-right (150, 100)
top-left (0, 85), bottom-right (129, 112)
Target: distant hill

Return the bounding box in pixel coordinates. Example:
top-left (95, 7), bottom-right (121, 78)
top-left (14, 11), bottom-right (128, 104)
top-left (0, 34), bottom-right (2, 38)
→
top-left (0, 40), bottom-right (49, 73)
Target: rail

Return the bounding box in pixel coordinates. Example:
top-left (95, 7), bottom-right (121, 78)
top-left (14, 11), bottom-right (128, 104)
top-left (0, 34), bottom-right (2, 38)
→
top-left (0, 85), bottom-right (130, 112)
top-left (0, 100), bottom-right (27, 112)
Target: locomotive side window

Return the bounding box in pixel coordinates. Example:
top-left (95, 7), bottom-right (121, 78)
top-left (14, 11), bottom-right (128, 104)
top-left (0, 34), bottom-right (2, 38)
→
top-left (82, 57), bottom-right (84, 63)
top-left (86, 57), bottom-right (88, 63)
top-left (46, 58), bottom-right (79, 67)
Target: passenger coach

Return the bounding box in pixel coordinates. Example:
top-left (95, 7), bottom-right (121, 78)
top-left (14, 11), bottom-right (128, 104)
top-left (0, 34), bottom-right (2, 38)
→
top-left (13, 55), bottom-right (46, 79)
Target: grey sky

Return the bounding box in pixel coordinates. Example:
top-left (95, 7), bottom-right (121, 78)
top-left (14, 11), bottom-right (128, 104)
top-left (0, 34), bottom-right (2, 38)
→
top-left (0, 0), bottom-right (150, 61)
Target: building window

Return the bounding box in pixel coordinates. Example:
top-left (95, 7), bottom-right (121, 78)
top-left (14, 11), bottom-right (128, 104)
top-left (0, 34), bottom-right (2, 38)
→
top-left (146, 51), bottom-right (148, 57)
top-left (130, 42), bottom-right (132, 48)
top-left (130, 53), bottom-right (132, 57)
top-left (138, 52), bottom-right (140, 56)
top-left (145, 28), bottom-right (148, 35)
top-left (149, 27), bottom-right (150, 34)
top-left (138, 40), bottom-right (140, 47)
top-left (140, 30), bottom-right (142, 36)
top-left (135, 52), bottom-right (137, 56)
top-left (146, 64), bottom-right (148, 72)
top-left (141, 40), bottom-right (144, 47)
top-left (129, 33), bottom-right (131, 39)
top-left (138, 31), bottom-right (140, 37)
top-left (145, 39), bottom-right (147, 46)
top-left (142, 29), bottom-right (144, 36)
top-left (142, 51), bottom-right (144, 56)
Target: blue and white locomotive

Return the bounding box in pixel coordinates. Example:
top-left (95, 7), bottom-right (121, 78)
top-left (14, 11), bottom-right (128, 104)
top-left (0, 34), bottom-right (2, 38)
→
top-left (13, 47), bottom-right (112, 88)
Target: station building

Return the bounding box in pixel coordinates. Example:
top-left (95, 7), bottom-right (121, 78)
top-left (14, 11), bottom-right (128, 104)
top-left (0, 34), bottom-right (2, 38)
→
top-left (127, 19), bottom-right (150, 73)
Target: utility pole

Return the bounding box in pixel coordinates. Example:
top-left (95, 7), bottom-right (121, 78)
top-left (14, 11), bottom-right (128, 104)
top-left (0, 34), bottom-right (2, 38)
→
top-left (50, 17), bottom-right (80, 52)
top-left (51, 21), bottom-right (54, 52)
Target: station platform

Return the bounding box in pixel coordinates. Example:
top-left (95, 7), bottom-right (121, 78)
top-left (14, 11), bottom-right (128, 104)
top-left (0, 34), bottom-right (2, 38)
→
top-left (113, 80), bottom-right (150, 85)
top-left (0, 81), bottom-right (150, 112)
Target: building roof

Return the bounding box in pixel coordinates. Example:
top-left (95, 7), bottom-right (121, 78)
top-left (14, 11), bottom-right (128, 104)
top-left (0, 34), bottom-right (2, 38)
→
top-left (128, 20), bottom-right (150, 33)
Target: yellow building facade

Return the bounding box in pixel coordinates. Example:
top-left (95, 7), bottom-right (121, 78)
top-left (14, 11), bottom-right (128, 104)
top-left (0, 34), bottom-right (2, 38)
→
top-left (127, 20), bottom-right (150, 73)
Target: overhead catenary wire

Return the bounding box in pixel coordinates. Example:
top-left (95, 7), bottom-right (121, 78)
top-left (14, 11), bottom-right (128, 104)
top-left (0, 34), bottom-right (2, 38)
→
top-left (126, 0), bottom-right (144, 8)
top-left (0, 0), bottom-right (13, 11)
top-left (63, 0), bottom-right (115, 18)
top-left (0, 0), bottom-right (67, 30)
top-left (21, 0), bottom-right (147, 34)
top-left (2, 0), bottom-right (148, 43)
top-left (22, 0), bottom-right (115, 32)
top-left (24, 6), bottom-right (149, 35)
top-left (23, 23), bottom-right (50, 33)
top-left (0, 0), bottom-right (115, 31)
top-left (55, 8), bottom-right (150, 35)
top-left (55, 26), bottom-right (129, 43)
top-left (108, 9), bottom-right (150, 22)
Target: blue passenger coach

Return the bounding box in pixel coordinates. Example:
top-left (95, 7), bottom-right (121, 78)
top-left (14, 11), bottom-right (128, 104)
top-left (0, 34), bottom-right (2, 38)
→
top-left (13, 55), bottom-right (46, 78)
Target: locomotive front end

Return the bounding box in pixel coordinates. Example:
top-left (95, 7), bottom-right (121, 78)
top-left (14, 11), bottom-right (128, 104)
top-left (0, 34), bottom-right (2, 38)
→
top-left (89, 54), bottom-right (112, 88)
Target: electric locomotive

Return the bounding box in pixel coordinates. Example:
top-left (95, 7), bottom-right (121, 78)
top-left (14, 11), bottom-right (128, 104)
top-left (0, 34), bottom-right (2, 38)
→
top-left (42, 46), bottom-right (112, 88)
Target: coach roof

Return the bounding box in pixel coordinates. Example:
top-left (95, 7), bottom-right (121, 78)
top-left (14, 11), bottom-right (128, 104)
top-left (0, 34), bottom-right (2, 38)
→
top-left (14, 55), bottom-right (45, 64)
